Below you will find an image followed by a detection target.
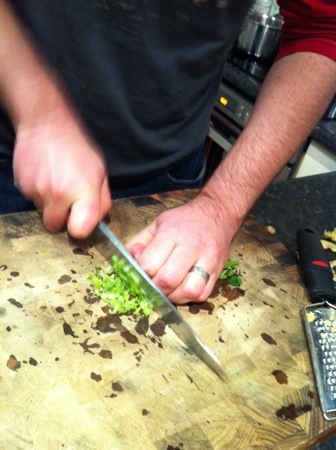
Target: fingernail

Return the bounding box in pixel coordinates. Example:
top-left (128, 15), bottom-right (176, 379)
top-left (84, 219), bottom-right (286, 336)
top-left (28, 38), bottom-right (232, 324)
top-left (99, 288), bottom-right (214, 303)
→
top-left (132, 243), bottom-right (145, 260)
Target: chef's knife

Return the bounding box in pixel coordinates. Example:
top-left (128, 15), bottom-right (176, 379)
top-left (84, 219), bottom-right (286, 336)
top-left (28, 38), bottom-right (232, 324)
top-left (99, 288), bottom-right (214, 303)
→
top-left (90, 222), bottom-right (226, 380)
top-left (297, 227), bottom-right (336, 303)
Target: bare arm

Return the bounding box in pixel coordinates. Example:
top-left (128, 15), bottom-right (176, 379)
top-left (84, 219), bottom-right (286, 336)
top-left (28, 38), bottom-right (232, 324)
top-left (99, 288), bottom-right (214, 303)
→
top-left (199, 51), bottom-right (336, 237)
top-left (126, 0), bottom-right (336, 303)
top-left (0, 0), bottom-right (112, 237)
top-left (0, 1), bottom-right (56, 125)
top-left (128, 52), bottom-right (336, 303)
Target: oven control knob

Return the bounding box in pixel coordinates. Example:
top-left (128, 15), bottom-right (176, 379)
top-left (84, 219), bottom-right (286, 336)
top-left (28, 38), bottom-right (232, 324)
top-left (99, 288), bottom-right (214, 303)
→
top-left (237, 105), bottom-right (246, 123)
top-left (237, 106), bottom-right (250, 125)
top-left (243, 111), bottom-right (251, 124)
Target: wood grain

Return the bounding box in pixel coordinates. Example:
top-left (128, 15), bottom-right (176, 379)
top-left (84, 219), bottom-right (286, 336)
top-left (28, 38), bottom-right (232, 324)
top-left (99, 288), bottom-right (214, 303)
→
top-left (0, 191), bottom-right (335, 449)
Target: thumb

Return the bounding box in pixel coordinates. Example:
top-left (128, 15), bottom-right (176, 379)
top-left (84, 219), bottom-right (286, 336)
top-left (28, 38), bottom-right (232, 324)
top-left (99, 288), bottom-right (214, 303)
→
top-left (67, 196), bottom-right (100, 239)
top-left (126, 221), bottom-right (157, 255)
top-left (129, 242), bottom-right (146, 260)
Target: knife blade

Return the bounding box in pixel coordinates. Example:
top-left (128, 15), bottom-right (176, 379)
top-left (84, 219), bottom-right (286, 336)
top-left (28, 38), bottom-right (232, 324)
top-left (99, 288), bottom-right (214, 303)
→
top-left (90, 222), bottom-right (225, 380)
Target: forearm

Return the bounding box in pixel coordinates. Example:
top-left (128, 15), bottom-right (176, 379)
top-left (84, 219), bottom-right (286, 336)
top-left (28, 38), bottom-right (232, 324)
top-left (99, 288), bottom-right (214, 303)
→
top-left (201, 52), bottom-right (336, 233)
top-left (0, 0), bottom-right (73, 130)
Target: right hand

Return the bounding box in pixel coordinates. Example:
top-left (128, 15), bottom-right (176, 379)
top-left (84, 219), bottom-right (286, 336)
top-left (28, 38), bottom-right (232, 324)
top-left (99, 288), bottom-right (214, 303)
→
top-left (13, 109), bottom-right (112, 239)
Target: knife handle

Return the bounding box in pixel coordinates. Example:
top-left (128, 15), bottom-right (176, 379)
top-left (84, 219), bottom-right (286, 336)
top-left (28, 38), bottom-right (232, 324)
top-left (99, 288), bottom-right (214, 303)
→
top-left (297, 227), bottom-right (336, 303)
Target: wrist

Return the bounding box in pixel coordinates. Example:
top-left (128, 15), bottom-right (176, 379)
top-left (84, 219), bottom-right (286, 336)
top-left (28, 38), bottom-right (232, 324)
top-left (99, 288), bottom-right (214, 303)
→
top-left (5, 64), bottom-right (73, 133)
top-left (193, 183), bottom-right (247, 241)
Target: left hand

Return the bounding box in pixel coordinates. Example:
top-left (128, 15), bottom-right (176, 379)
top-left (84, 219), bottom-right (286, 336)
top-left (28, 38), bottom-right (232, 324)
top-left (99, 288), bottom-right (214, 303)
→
top-left (126, 195), bottom-right (232, 304)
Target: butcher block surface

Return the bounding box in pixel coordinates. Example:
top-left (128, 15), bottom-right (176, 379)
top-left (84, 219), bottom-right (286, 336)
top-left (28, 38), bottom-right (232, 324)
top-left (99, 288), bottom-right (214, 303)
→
top-left (0, 190), bottom-right (335, 449)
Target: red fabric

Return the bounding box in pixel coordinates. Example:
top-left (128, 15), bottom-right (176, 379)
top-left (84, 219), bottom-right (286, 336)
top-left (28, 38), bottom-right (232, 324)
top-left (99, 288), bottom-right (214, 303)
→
top-left (276, 0), bottom-right (336, 61)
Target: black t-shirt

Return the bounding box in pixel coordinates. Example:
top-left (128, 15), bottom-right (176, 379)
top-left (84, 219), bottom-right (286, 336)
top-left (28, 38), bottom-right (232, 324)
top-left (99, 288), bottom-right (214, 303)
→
top-left (2, 0), bottom-right (252, 181)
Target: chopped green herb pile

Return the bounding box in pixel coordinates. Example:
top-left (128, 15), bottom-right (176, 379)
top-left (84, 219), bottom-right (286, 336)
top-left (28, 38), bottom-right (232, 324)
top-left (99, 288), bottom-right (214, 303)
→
top-left (87, 256), bottom-right (243, 316)
top-left (218, 260), bottom-right (242, 287)
top-left (86, 255), bottom-right (154, 316)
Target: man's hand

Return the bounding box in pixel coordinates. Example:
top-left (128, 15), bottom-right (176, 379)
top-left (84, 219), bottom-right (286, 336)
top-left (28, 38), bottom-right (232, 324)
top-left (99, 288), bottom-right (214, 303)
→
top-left (0, 0), bottom-right (112, 239)
top-left (127, 195), bottom-right (232, 304)
top-left (13, 114), bottom-right (112, 239)
top-left (127, 51), bottom-right (336, 304)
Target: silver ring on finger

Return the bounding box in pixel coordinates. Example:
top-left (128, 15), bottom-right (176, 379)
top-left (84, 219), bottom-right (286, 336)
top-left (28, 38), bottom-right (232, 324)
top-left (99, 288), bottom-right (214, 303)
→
top-left (188, 265), bottom-right (210, 284)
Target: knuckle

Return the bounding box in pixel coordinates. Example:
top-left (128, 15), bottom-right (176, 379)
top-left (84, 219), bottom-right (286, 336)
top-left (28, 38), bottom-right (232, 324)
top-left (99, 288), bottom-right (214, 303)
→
top-left (157, 271), bottom-right (176, 291)
top-left (49, 184), bottom-right (68, 202)
top-left (141, 262), bottom-right (157, 278)
top-left (181, 284), bottom-right (202, 301)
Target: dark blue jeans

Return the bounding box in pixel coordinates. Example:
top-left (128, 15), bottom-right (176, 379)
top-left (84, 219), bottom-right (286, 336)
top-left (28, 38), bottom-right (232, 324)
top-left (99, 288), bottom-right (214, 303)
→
top-left (0, 148), bottom-right (205, 214)
top-left (0, 159), bottom-right (35, 214)
top-left (111, 147), bottom-right (206, 199)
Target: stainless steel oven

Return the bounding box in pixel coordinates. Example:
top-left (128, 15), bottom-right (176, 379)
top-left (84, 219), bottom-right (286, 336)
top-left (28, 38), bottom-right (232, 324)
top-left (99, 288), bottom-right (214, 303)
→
top-left (208, 82), bottom-right (253, 151)
top-left (205, 55), bottom-right (305, 183)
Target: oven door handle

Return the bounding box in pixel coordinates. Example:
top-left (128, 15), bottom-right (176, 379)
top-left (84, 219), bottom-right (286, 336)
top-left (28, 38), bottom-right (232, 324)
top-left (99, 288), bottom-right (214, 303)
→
top-left (208, 127), bottom-right (233, 152)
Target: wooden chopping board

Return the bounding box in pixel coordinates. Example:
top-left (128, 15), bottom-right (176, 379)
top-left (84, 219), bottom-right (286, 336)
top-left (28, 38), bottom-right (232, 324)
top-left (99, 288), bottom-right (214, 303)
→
top-left (0, 191), bottom-right (335, 449)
